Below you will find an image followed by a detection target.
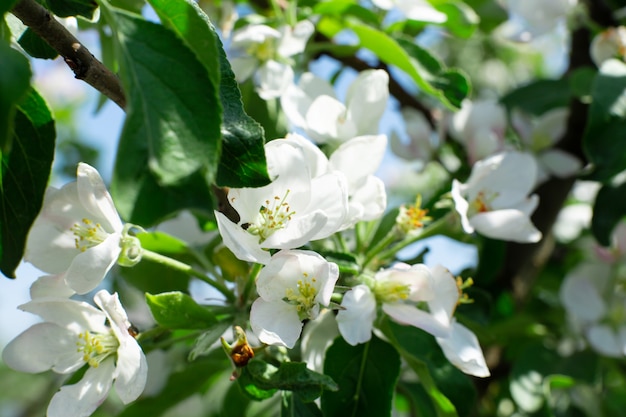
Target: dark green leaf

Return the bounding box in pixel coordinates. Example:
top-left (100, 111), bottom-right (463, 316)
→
top-left (321, 335), bottom-right (400, 417)
top-left (500, 78), bottom-right (571, 116)
top-left (380, 319), bottom-right (461, 417)
top-left (215, 32), bottom-right (271, 187)
top-left (0, 89), bottom-right (55, 278)
top-left (106, 7), bottom-right (221, 186)
top-left (146, 0), bottom-right (270, 188)
top-left (282, 391), bottom-right (323, 417)
top-left (146, 291), bottom-right (217, 329)
top-left (583, 61), bottom-right (626, 182)
top-left (17, 28), bottom-right (58, 59)
top-left (591, 182), bottom-right (626, 246)
top-left (0, 42), bottom-right (31, 152)
top-left (1, 0), bottom-right (19, 15)
top-left (46, 0), bottom-right (98, 19)
top-left (240, 359), bottom-right (338, 402)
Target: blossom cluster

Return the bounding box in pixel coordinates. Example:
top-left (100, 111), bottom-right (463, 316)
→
top-left (3, 164), bottom-right (147, 417)
top-left (9, 4), bottom-right (610, 414)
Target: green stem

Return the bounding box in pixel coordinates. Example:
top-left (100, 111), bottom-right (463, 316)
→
top-left (374, 212), bottom-right (454, 264)
top-left (242, 262), bottom-right (263, 304)
top-left (351, 340), bottom-right (371, 417)
top-left (362, 228), bottom-right (400, 269)
top-left (141, 249), bottom-right (236, 303)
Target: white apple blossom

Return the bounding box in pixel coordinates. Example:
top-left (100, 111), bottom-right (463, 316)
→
top-left (281, 70), bottom-right (389, 145)
top-left (337, 263), bottom-right (489, 377)
top-left (451, 151), bottom-right (542, 243)
top-left (215, 135), bottom-right (349, 264)
top-left (512, 108), bottom-right (581, 183)
top-left (250, 249), bottom-right (339, 348)
top-left (2, 290), bottom-right (147, 417)
top-left (372, 0), bottom-right (447, 23)
top-left (498, 0), bottom-right (577, 42)
top-left (24, 163), bottom-right (141, 294)
top-left (448, 98), bottom-right (507, 164)
top-left (560, 262), bottom-right (626, 357)
top-left (590, 26), bottom-right (626, 67)
top-left (229, 21), bottom-right (314, 99)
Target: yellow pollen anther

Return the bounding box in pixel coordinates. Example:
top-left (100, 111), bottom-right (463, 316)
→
top-left (246, 190), bottom-right (297, 242)
top-left (71, 218), bottom-right (109, 252)
top-left (375, 280), bottom-right (411, 303)
top-left (396, 195), bottom-right (432, 234)
top-left (284, 276), bottom-right (319, 320)
top-left (456, 276), bottom-right (474, 305)
top-left (76, 330), bottom-right (119, 368)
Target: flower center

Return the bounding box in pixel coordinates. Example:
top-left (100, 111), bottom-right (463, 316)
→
top-left (71, 218), bottom-right (109, 252)
top-left (76, 330), bottom-right (119, 368)
top-left (246, 190), bottom-right (296, 243)
top-left (374, 280), bottom-right (411, 303)
top-left (396, 195), bottom-right (432, 234)
top-left (250, 38), bottom-right (276, 62)
top-left (468, 190), bottom-right (498, 217)
top-left (284, 273), bottom-right (318, 321)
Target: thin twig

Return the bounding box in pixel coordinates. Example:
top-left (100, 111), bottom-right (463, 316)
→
top-left (11, 0), bottom-right (126, 109)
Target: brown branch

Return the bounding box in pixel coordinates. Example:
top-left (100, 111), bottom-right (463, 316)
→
top-left (11, 0), bottom-right (126, 109)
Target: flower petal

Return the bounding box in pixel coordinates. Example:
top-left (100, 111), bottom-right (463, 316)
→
top-left (306, 95), bottom-right (354, 142)
top-left (2, 323), bottom-right (83, 374)
top-left (330, 135), bottom-right (387, 188)
top-left (250, 298), bottom-right (303, 348)
top-left (538, 149), bottom-right (582, 178)
top-left (76, 163), bottom-right (123, 232)
top-left (47, 359), bottom-right (115, 417)
top-left (301, 309), bottom-right (340, 372)
top-left (256, 60), bottom-right (294, 100)
top-left (470, 209), bottom-right (542, 243)
top-left (436, 321), bottom-right (490, 377)
top-left (345, 70), bottom-right (389, 136)
top-left (586, 324), bottom-right (624, 357)
top-left (336, 285), bottom-right (376, 345)
top-left (65, 232), bottom-right (122, 294)
top-left (30, 274), bottom-right (75, 299)
top-left (428, 265), bottom-right (460, 325)
top-left (559, 263), bottom-right (609, 322)
top-left (215, 211), bottom-right (271, 264)
top-left (278, 20), bottom-right (314, 57)
top-left (383, 303), bottom-right (450, 338)
top-left (19, 298), bottom-right (107, 333)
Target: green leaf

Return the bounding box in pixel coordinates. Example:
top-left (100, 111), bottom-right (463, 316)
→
top-left (45, 0), bottom-right (98, 19)
top-left (146, 291), bottom-right (217, 329)
top-left (188, 319), bottom-right (233, 361)
top-left (321, 335), bottom-right (400, 417)
top-left (347, 22), bottom-right (469, 109)
top-left (500, 78), bottom-right (571, 116)
top-left (137, 231), bottom-right (188, 255)
top-left (215, 33), bottom-right (271, 188)
top-left (145, 0), bottom-right (270, 188)
top-left (118, 352), bottom-right (230, 417)
top-left (1, 0), bottom-right (19, 15)
top-left (380, 319), bottom-right (462, 417)
top-left (240, 359), bottom-right (338, 402)
top-left (591, 182), bottom-right (626, 246)
top-left (434, 0), bottom-right (480, 39)
top-left (105, 7), bottom-right (221, 185)
top-left (0, 89), bottom-right (55, 278)
top-left (583, 60), bottom-right (626, 182)
top-left (314, 0), bottom-right (380, 27)
top-left (17, 28), bottom-right (58, 59)
top-left (0, 42), bottom-right (31, 152)
top-left (282, 391), bottom-right (323, 417)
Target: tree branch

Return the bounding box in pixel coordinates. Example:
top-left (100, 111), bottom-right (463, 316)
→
top-left (11, 0), bottom-right (126, 109)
